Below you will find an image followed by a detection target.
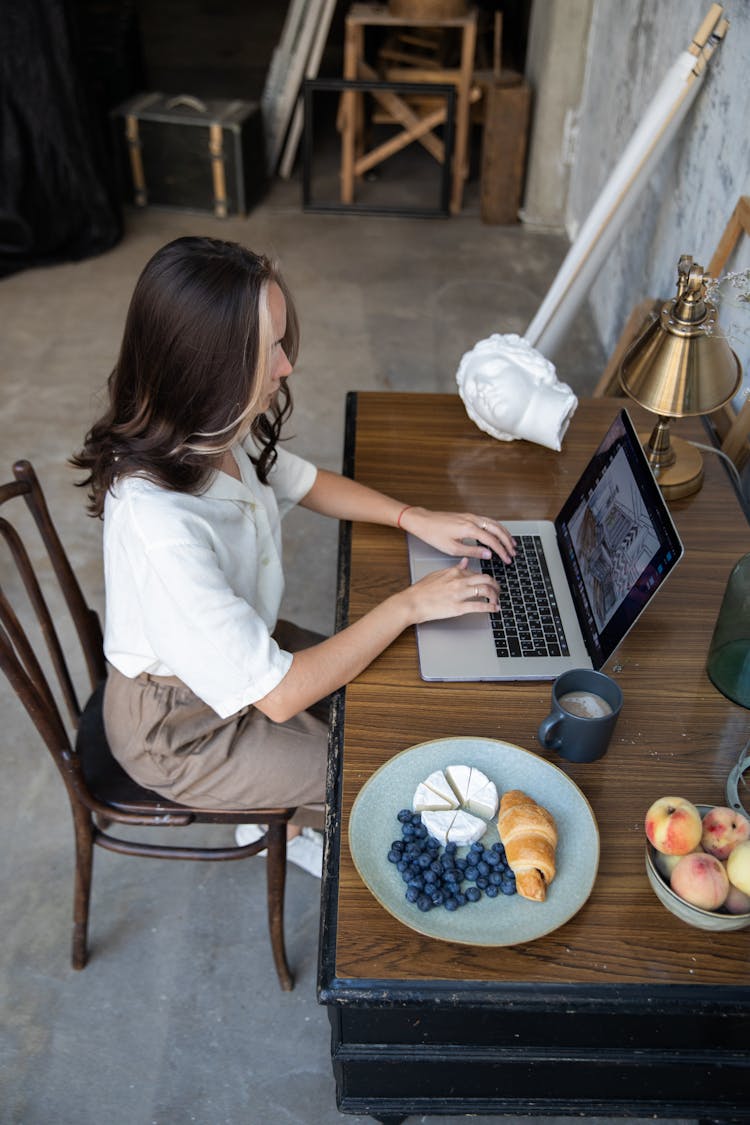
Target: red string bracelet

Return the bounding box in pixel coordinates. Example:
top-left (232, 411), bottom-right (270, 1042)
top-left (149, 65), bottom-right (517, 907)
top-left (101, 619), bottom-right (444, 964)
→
top-left (396, 505), bottom-right (413, 529)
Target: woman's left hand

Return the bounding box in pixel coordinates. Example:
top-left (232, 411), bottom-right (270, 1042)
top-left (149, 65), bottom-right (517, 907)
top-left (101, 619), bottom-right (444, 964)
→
top-left (400, 506), bottom-right (516, 564)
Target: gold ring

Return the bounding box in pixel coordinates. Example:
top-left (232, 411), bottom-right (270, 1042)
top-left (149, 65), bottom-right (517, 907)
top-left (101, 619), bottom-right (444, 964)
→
top-left (474, 585), bottom-right (479, 597)
top-left (481, 520), bottom-right (487, 531)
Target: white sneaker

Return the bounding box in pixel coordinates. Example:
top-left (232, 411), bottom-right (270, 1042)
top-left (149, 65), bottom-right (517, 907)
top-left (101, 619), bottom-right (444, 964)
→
top-left (235, 823), bottom-right (267, 850)
top-left (287, 830), bottom-right (324, 878)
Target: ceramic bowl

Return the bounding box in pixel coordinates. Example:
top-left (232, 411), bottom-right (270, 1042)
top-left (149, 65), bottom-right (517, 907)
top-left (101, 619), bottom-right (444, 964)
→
top-left (645, 805), bottom-right (750, 932)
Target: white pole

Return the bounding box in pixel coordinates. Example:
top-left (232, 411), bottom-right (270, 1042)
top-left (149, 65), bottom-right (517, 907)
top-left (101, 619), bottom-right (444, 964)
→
top-left (525, 10), bottom-right (727, 359)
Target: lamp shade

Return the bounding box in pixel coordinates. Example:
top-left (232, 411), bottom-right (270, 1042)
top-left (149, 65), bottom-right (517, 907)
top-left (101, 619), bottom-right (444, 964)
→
top-left (620, 255), bottom-right (741, 417)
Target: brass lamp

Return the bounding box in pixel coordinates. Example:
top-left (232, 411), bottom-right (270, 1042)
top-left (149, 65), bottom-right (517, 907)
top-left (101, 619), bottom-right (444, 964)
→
top-left (619, 254), bottom-right (742, 499)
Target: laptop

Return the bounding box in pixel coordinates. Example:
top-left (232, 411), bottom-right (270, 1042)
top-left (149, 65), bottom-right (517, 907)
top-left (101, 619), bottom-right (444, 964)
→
top-left (407, 408), bottom-right (684, 681)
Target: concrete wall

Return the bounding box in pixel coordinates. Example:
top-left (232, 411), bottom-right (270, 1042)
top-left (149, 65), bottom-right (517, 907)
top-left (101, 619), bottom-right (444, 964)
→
top-left (521, 0), bottom-right (594, 230)
top-left (525, 0), bottom-right (750, 382)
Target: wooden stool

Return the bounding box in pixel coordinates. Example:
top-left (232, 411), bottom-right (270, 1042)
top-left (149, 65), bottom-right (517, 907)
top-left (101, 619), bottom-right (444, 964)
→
top-left (340, 2), bottom-right (477, 214)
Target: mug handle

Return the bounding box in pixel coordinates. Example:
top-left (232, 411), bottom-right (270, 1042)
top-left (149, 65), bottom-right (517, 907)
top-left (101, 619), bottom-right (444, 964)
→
top-left (538, 712), bottom-right (562, 749)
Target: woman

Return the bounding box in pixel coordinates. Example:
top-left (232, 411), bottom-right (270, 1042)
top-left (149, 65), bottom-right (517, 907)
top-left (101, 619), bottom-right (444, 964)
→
top-left (72, 236), bottom-right (515, 876)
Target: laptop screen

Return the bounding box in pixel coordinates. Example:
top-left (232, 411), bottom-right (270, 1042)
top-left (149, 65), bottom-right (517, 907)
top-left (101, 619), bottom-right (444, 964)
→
top-left (555, 409), bottom-right (684, 669)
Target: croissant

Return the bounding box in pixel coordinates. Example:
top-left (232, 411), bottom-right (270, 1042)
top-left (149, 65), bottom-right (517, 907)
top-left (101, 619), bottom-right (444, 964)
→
top-left (497, 789), bottom-right (558, 902)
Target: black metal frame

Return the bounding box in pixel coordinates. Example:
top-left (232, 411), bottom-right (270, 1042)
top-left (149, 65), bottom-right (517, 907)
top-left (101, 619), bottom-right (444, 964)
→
top-left (302, 78), bottom-right (456, 219)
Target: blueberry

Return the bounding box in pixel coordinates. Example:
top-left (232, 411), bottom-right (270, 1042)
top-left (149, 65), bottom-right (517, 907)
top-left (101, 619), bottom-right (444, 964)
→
top-left (417, 853), bottom-right (431, 869)
top-left (407, 875), bottom-right (424, 890)
top-left (501, 881), bottom-right (516, 895)
top-left (443, 897), bottom-right (458, 911)
top-left (455, 857), bottom-right (468, 871)
top-left (491, 841), bottom-right (505, 854)
top-left (489, 871), bottom-right (503, 886)
top-left (485, 883), bottom-right (499, 898)
top-left (423, 869), bottom-right (437, 885)
top-left (405, 885), bottom-right (420, 903)
top-left (416, 894), bottom-right (433, 912)
top-left (387, 850), bottom-right (401, 863)
top-left (401, 824), bottom-right (415, 839)
top-left (455, 893), bottom-right (467, 906)
top-left (475, 876), bottom-right (489, 890)
top-left (465, 886), bottom-right (481, 902)
top-left (413, 824), bottom-right (428, 839)
top-left (485, 851), bottom-right (499, 866)
top-left (431, 889), bottom-right (445, 906)
top-left (411, 813), bottom-right (422, 826)
top-left (477, 860), bottom-right (490, 876)
top-left (445, 841), bottom-right (457, 855)
top-left (397, 809), bottom-right (412, 823)
top-left (465, 865), bottom-right (479, 881)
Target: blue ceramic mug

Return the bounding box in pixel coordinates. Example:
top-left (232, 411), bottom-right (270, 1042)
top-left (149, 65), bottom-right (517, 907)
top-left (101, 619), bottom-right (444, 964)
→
top-left (538, 668), bottom-right (623, 763)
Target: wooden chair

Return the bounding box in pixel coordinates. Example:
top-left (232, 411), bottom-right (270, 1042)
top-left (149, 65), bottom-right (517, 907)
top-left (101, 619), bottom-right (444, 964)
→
top-left (0, 460), bottom-right (297, 990)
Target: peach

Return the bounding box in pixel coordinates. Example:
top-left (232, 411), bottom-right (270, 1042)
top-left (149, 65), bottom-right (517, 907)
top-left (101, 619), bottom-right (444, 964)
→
top-left (724, 883), bottom-right (750, 915)
top-left (653, 850), bottom-right (683, 880)
top-left (670, 852), bottom-right (729, 911)
top-left (726, 839), bottom-right (750, 896)
top-left (644, 796), bottom-right (703, 856)
top-left (700, 806), bottom-right (750, 860)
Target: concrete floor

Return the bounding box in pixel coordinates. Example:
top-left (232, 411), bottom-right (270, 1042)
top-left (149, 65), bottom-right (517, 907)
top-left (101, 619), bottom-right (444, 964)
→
top-left (1, 182), bottom-right (695, 1125)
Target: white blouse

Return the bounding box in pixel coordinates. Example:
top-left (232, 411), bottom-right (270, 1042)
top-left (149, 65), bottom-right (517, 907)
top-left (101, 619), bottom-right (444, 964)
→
top-left (103, 441), bottom-right (318, 718)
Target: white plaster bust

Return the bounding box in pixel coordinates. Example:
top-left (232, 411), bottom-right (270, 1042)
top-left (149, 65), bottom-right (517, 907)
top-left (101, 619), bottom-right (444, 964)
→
top-left (456, 333), bottom-right (577, 451)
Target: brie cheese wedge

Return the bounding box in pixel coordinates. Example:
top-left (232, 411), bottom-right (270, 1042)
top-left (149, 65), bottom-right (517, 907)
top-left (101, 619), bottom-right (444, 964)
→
top-left (420, 810), bottom-right (456, 846)
top-left (465, 776), bottom-right (499, 819)
top-left (448, 809), bottom-right (487, 846)
top-left (412, 781), bottom-right (456, 813)
top-left (444, 764), bottom-right (472, 803)
top-left (422, 769), bottom-right (459, 809)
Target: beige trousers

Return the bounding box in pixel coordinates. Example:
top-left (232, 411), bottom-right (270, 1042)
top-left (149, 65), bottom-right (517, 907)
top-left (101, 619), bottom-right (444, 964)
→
top-left (102, 621), bottom-right (328, 829)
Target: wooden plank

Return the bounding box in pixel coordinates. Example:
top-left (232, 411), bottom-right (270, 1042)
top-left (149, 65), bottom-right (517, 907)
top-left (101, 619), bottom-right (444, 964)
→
top-left (278, 0), bottom-right (337, 179)
top-left (357, 60), bottom-right (445, 162)
top-left (354, 101), bottom-right (449, 174)
top-left (593, 298), bottom-right (662, 398)
top-left (479, 79), bottom-right (530, 225)
top-left (262, 0), bottom-right (325, 174)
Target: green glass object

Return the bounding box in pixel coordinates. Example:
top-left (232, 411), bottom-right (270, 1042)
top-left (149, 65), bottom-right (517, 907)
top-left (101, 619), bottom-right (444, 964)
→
top-left (707, 554), bottom-right (750, 709)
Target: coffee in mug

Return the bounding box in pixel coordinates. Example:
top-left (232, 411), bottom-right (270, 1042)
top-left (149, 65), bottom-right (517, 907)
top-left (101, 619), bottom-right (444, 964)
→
top-left (558, 691), bottom-right (613, 719)
top-left (538, 668), bottom-right (622, 763)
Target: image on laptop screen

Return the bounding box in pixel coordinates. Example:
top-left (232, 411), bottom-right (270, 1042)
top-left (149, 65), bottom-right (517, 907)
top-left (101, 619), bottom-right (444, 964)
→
top-left (555, 410), bottom-right (683, 670)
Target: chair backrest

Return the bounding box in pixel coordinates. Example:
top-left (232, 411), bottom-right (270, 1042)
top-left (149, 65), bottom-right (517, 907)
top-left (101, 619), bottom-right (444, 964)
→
top-left (0, 460), bottom-right (106, 780)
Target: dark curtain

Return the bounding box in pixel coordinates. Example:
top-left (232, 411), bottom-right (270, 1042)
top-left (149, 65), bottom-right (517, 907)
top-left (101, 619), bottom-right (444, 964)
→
top-left (0, 0), bottom-right (141, 278)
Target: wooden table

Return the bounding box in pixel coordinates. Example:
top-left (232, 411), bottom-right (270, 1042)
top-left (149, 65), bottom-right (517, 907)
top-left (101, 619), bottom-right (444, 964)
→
top-left (318, 392), bottom-right (750, 1123)
top-left (340, 3), bottom-right (478, 214)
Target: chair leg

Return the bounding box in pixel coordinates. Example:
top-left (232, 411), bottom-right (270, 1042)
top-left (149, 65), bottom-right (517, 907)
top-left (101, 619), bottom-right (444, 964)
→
top-left (71, 806), bottom-right (95, 970)
top-left (265, 822), bottom-right (294, 991)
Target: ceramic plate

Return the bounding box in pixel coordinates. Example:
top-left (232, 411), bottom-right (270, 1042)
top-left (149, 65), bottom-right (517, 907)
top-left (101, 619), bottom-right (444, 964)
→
top-left (348, 736), bottom-right (600, 946)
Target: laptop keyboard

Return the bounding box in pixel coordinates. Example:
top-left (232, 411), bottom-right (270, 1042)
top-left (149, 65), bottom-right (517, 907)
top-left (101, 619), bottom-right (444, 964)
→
top-left (480, 535), bottom-right (570, 659)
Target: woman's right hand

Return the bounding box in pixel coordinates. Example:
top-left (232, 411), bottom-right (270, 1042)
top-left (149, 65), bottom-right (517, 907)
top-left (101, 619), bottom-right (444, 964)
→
top-left (398, 557), bottom-right (499, 625)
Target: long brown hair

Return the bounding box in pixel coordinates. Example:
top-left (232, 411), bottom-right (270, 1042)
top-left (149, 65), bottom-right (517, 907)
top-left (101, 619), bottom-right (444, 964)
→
top-left (71, 236), bottom-right (299, 517)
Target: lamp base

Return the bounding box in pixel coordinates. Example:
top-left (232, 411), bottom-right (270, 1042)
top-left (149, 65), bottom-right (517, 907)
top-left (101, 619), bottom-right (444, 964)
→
top-left (638, 432), bottom-right (704, 499)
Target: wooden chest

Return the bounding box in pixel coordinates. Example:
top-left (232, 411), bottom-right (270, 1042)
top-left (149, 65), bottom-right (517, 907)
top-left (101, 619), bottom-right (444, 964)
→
top-left (111, 92), bottom-right (266, 218)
